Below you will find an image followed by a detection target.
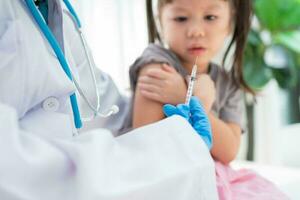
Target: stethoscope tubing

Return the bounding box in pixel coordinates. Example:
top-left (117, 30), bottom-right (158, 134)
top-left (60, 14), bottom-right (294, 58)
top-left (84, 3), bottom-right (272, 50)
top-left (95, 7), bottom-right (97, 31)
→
top-left (25, 0), bottom-right (119, 129)
top-left (25, 0), bottom-right (83, 128)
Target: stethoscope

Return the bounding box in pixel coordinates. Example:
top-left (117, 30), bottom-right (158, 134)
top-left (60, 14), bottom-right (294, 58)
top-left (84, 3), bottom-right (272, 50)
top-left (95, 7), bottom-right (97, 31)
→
top-left (25, 0), bottom-right (119, 129)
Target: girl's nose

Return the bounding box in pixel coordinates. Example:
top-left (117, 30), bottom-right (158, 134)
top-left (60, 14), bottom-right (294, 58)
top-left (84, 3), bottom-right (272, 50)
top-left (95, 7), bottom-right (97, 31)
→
top-left (187, 21), bottom-right (205, 38)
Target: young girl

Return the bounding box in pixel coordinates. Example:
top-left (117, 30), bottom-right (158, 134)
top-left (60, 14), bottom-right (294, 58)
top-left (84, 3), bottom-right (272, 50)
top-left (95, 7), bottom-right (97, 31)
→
top-left (131, 0), bottom-right (249, 164)
top-left (129, 0), bottom-right (289, 199)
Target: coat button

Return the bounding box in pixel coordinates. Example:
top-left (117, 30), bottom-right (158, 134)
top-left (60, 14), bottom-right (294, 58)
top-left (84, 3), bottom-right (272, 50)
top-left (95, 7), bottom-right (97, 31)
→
top-left (42, 97), bottom-right (60, 112)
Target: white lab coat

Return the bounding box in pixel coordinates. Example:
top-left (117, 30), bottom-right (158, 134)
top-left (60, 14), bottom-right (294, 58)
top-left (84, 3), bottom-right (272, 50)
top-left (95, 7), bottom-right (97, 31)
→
top-left (0, 0), bottom-right (218, 199)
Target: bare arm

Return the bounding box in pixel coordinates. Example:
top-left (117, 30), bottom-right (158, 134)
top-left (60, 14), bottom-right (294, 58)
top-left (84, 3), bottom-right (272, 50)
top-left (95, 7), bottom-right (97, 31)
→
top-left (135, 66), bottom-right (242, 164)
top-left (193, 74), bottom-right (241, 164)
top-left (209, 114), bottom-right (241, 164)
top-left (132, 64), bottom-right (165, 128)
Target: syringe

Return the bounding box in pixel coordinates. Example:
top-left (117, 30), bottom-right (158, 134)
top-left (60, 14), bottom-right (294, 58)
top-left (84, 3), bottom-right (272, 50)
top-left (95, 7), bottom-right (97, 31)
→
top-left (185, 57), bottom-right (198, 105)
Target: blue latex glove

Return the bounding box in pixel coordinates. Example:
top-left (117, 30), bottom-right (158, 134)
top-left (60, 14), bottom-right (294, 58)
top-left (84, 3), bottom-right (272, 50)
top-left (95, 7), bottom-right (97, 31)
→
top-left (163, 96), bottom-right (213, 150)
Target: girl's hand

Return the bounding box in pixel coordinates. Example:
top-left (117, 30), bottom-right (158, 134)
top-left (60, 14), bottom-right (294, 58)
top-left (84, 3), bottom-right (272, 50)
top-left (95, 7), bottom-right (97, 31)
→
top-left (192, 74), bottom-right (216, 113)
top-left (137, 64), bottom-right (187, 105)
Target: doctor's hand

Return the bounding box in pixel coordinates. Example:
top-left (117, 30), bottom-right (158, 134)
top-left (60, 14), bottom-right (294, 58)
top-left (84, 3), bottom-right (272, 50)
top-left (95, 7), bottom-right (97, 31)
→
top-left (163, 96), bottom-right (213, 150)
top-left (138, 63), bottom-right (187, 105)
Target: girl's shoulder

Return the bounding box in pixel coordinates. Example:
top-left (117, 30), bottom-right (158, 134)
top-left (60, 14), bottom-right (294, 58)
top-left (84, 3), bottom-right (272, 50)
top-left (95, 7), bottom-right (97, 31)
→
top-left (141, 43), bottom-right (180, 64)
top-left (130, 43), bottom-right (178, 72)
top-left (129, 43), bottom-right (186, 87)
top-left (129, 43), bottom-right (175, 90)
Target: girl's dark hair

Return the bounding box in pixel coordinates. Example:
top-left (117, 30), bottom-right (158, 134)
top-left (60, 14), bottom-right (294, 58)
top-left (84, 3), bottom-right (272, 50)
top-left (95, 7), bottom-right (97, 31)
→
top-left (146, 0), bottom-right (254, 94)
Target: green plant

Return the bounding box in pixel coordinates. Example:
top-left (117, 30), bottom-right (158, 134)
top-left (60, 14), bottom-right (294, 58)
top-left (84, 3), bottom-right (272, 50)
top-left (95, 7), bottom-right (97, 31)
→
top-left (243, 0), bottom-right (300, 160)
top-left (244, 0), bottom-right (300, 90)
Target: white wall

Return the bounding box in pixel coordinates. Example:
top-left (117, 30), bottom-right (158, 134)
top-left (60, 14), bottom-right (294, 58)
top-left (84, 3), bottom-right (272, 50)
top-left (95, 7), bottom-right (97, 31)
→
top-left (253, 80), bottom-right (300, 167)
top-left (76, 0), bottom-right (148, 90)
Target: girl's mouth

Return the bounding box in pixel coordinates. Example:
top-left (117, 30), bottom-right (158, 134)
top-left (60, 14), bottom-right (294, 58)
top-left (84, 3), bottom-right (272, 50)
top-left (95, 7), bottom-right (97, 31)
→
top-left (188, 47), bottom-right (206, 55)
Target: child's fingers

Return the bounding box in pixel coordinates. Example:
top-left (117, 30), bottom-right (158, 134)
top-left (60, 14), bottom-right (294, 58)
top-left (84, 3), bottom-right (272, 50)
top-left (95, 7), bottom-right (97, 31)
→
top-left (145, 67), bottom-right (170, 80)
top-left (138, 83), bottom-right (161, 94)
top-left (161, 63), bottom-right (176, 73)
top-left (138, 76), bottom-right (165, 88)
top-left (140, 90), bottom-right (162, 102)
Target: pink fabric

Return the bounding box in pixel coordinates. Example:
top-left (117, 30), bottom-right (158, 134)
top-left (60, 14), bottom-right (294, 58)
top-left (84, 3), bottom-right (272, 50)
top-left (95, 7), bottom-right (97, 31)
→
top-left (215, 161), bottom-right (289, 200)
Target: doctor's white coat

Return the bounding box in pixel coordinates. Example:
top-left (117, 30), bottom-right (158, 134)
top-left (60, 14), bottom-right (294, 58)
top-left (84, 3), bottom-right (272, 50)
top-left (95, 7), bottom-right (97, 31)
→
top-left (0, 0), bottom-right (218, 199)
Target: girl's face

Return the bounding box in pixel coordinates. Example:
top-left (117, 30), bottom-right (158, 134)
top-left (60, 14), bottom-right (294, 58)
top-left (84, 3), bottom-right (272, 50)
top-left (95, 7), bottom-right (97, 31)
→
top-left (160, 0), bottom-right (233, 72)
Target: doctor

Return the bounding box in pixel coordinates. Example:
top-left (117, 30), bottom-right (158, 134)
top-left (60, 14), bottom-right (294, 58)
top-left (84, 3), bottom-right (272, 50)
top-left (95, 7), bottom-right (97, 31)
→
top-left (0, 0), bottom-right (218, 199)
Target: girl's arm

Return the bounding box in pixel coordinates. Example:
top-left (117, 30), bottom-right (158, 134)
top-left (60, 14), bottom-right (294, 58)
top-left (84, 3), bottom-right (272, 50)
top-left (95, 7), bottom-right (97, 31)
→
top-left (132, 64), bottom-right (165, 128)
top-left (137, 66), bottom-right (242, 164)
top-left (133, 63), bottom-right (187, 128)
top-left (193, 74), bottom-right (241, 164)
top-left (209, 114), bottom-right (241, 164)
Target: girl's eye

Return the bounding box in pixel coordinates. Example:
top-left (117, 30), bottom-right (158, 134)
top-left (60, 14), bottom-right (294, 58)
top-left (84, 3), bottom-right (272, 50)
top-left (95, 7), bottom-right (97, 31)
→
top-left (174, 16), bottom-right (188, 22)
top-left (204, 15), bottom-right (218, 21)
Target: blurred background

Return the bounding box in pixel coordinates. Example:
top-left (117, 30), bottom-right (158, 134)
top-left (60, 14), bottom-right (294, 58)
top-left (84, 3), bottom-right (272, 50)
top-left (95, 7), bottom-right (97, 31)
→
top-left (75, 0), bottom-right (300, 198)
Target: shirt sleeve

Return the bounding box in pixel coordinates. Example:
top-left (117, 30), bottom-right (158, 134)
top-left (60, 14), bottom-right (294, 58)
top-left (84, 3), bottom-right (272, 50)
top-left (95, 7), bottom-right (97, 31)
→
top-left (219, 85), bottom-right (247, 133)
top-left (129, 44), bottom-right (186, 91)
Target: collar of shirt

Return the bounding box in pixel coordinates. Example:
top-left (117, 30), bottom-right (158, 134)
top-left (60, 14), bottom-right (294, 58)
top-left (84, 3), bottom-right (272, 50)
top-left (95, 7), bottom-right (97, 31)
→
top-left (23, 0), bottom-right (65, 52)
